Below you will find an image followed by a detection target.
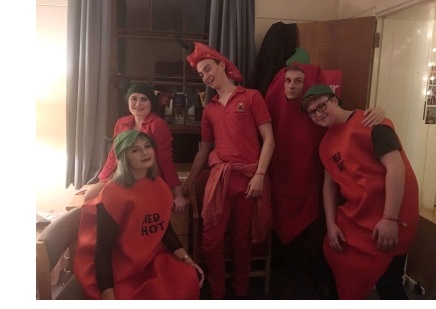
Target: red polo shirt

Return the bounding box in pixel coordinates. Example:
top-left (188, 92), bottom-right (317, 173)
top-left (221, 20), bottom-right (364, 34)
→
top-left (201, 86), bottom-right (271, 164)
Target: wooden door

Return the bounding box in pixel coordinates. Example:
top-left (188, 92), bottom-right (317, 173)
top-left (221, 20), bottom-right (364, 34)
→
top-left (297, 16), bottom-right (377, 110)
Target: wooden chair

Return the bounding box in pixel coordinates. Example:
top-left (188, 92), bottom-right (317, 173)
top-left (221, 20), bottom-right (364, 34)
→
top-left (190, 169), bottom-right (272, 295)
top-left (36, 207), bottom-right (86, 300)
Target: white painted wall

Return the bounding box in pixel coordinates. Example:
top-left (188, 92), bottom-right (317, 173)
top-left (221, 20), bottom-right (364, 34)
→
top-left (36, 0), bottom-right (76, 212)
top-left (374, 15), bottom-right (436, 209)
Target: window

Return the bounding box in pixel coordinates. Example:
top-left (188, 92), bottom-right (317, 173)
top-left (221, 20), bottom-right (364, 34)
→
top-left (113, 0), bottom-right (210, 163)
top-left (115, 0), bottom-right (210, 121)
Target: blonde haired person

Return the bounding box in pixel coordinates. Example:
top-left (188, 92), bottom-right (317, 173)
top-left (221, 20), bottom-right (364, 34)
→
top-left (84, 83), bottom-right (187, 213)
top-left (74, 130), bottom-right (203, 300)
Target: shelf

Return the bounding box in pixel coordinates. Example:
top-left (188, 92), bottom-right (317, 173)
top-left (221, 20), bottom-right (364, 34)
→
top-left (168, 123), bottom-right (200, 134)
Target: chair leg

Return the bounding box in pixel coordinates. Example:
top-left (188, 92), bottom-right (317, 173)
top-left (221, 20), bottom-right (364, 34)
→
top-left (264, 260), bottom-right (271, 295)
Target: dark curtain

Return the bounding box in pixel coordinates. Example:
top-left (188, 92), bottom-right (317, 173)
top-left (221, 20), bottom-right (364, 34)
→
top-left (248, 22), bottom-right (298, 97)
top-left (66, 0), bottom-right (111, 189)
top-left (207, 0), bottom-right (256, 100)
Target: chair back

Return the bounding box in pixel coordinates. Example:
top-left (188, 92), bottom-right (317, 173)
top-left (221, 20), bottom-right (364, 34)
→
top-left (36, 207), bottom-right (86, 300)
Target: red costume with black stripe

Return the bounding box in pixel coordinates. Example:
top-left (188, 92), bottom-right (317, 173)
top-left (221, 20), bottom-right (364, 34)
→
top-left (319, 110), bottom-right (419, 299)
top-left (74, 177), bottom-right (199, 299)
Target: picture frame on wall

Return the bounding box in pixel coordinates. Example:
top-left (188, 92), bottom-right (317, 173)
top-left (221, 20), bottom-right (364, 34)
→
top-left (428, 87), bottom-right (436, 105)
top-left (425, 106), bottom-right (436, 124)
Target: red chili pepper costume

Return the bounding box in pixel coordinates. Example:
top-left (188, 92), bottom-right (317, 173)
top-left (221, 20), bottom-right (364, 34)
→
top-left (74, 177), bottom-right (199, 299)
top-left (265, 64), bottom-right (327, 244)
top-left (319, 111), bottom-right (419, 299)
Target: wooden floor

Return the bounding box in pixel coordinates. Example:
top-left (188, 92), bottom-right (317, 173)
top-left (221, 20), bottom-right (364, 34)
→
top-left (198, 264), bottom-right (428, 300)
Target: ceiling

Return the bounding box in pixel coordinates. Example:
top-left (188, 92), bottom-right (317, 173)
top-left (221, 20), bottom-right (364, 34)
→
top-left (388, 0), bottom-right (436, 22)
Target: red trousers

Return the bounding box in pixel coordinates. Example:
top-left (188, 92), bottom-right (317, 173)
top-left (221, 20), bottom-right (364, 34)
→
top-left (202, 172), bottom-right (255, 299)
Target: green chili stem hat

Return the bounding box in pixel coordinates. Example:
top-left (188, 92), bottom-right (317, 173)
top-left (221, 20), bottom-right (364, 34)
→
top-left (303, 84), bottom-right (334, 99)
top-left (285, 48), bottom-right (310, 66)
top-left (114, 130), bottom-right (141, 158)
top-left (125, 82), bottom-right (159, 112)
top-left (302, 84), bottom-right (343, 112)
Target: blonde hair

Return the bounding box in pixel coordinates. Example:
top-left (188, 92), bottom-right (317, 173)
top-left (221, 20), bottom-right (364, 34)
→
top-left (111, 133), bottom-right (158, 187)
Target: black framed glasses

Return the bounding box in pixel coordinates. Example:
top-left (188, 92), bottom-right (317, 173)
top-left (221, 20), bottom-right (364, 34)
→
top-left (306, 96), bottom-right (333, 118)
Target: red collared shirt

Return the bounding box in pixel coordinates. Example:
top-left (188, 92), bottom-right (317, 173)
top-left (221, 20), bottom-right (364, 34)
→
top-left (201, 85), bottom-right (271, 164)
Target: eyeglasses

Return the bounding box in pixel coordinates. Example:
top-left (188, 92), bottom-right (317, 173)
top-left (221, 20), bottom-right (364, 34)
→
top-left (306, 96), bottom-right (333, 118)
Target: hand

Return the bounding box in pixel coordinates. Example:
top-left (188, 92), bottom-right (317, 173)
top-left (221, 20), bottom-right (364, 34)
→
top-left (372, 219), bottom-right (399, 252)
top-left (191, 263), bottom-right (205, 288)
top-left (245, 174), bottom-right (264, 198)
top-left (182, 255), bottom-right (205, 288)
top-left (326, 223), bottom-right (346, 253)
top-left (173, 195), bottom-right (188, 213)
top-left (362, 106), bottom-right (386, 127)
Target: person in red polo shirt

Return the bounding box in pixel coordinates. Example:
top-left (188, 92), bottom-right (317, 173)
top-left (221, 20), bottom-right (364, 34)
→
top-left (75, 130), bottom-right (203, 300)
top-left (182, 42), bottom-right (275, 299)
top-left (301, 85), bottom-right (419, 299)
top-left (84, 83), bottom-right (187, 213)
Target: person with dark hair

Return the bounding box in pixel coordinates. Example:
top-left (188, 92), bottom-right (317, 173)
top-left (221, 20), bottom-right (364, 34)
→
top-left (182, 42), bottom-right (275, 299)
top-left (301, 84), bottom-right (419, 300)
top-left (84, 82), bottom-right (187, 213)
top-left (74, 130), bottom-right (204, 300)
top-left (264, 49), bottom-right (386, 299)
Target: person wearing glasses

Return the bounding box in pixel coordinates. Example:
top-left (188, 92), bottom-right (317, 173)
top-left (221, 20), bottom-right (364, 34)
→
top-left (264, 50), bottom-right (385, 298)
top-left (301, 84), bottom-right (419, 300)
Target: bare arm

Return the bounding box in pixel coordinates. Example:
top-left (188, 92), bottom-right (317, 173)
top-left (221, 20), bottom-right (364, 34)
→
top-left (181, 141), bottom-right (212, 199)
top-left (171, 185), bottom-right (187, 213)
top-left (372, 150), bottom-right (405, 251)
top-left (245, 122), bottom-right (275, 198)
top-left (172, 248), bottom-right (204, 288)
top-left (256, 122), bottom-right (275, 175)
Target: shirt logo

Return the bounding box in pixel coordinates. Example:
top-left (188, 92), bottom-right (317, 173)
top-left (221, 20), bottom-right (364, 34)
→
top-left (332, 151), bottom-right (346, 172)
top-left (236, 101), bottom-right (247, 113)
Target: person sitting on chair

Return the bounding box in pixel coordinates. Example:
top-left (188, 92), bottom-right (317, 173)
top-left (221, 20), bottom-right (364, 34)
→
top-left (74, 130), bottom-right (204, 300)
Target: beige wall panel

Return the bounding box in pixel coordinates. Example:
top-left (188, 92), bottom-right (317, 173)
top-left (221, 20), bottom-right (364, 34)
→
top-left (339, 0), bottom-right (377, 18)
top-left (256, 0), bottom-right (339, 20)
